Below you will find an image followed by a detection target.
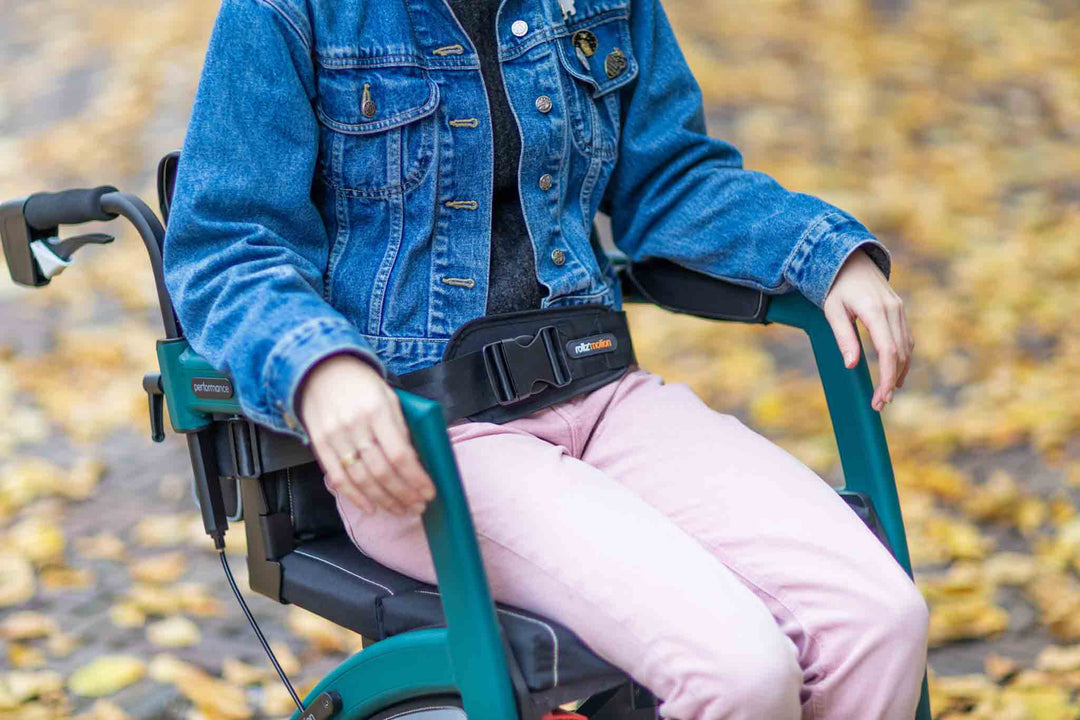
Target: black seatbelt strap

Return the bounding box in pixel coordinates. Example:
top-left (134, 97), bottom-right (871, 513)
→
top-left (389, 305), bottom-right (636, 425)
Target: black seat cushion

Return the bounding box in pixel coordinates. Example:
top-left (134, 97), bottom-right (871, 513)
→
top-left (279, 535), bottom-right (624, 694)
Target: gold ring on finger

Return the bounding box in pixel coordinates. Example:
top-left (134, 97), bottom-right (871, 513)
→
top-left (340, 448), bottom-right (364, 468)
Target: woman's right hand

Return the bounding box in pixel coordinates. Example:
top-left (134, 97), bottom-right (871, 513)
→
top-left (296, 354), bottom-right (435, 515)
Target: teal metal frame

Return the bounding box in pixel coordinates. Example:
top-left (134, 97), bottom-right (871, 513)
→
top-left (5, 182), bottom-right (932, 717)
top-left (767, 293), bottom-right (930, 720)
top-left (293, 392), bottom-right (522, 720)
top-left (152, 289), bottom-right (932, 720)
top-left (765, 293), bottom-right (912, 573)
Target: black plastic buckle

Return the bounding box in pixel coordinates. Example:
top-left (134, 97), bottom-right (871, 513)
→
top-left (482, 325), bottom-right (572, 406)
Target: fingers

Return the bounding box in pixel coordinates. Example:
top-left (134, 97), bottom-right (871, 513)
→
top-left (824, 298), bottom-right (861, 369)
top-left (381, 384), bottom-right (409, 435)
top-left (885, 296), bottom-right (908, 394)
top-left (896, 302), bottom-right (915, 389)
top-left (855, 301), bottom-right (899, 412)
top-left (370, 403), bottom-right (435, 503)
top-left (333, 429), bottom-right (412, 515)
top-left (352, 414), bottom-right (428, 514)
top-left (312, 439), bottom-right (377, 515)
top-left (822, 249), bottom-right (914, 408)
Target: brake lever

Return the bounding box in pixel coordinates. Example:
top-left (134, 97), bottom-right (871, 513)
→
top-left (28, 233), bottom-right (114, 280)
top-left (46, 232), bottom-right (114, 261)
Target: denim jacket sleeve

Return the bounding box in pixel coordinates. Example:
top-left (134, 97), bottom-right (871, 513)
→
top-left (601, 0), bottom-right (890, 308)
top-left (162, 0), bottom-right (385, 445)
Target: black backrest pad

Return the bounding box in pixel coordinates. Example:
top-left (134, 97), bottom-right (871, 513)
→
top-left (262, 460), bottom-right (345, 542)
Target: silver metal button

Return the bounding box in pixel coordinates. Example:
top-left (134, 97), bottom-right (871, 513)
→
top-left (551, 248), bottom-right (566, 266)
top-left (535, 95), bottom-right (553, 113)
top-left (539, 174), bottom-right (554, 191)
top-left (511, 20), bottom-right (529, 37)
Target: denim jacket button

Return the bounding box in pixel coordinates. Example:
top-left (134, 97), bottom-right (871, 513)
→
top-left (535, 95), bottom-right (553, 113)
top-left (550, 248), bottom-right (566, 266)
top-left (511, 20), bottom-right (529, 37)
top-left (361, 83), bottom-right (377, 118)
top-left (283, 411), bottom-right (298, 429)
top-left (538, 174), bottom-right (554, 191)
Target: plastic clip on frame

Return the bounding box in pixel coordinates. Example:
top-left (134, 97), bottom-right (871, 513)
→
top-left (0, 179), bottom-right (931, 720)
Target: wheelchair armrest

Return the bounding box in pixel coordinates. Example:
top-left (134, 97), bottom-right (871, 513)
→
top-left (616, 256), bottom-right (769, 323)
top-left (767, 294), bottom-right (913, 577)
top-left (396, 391), bottom-right (521, 717)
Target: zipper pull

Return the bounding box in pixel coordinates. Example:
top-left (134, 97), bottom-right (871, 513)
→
top-left (558, 0), bottom-right (576, 20)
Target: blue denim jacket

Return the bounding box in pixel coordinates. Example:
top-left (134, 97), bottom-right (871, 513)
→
top-left (162, 0), bottom-right (890, 445)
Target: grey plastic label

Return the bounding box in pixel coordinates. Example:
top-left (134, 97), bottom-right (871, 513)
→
top-left (191, 377), bottom-right (234, 399)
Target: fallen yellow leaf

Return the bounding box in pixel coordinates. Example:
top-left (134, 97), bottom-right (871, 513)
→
top-left (109, 602), bottom-right (147, 629)
top-left (1035, 645), bottom-right (1080, 674)
top-left (75, 532), bottom-right (125, 561)
top-left (0, 670), bottom-right (64, 709)
top-left (6, 643), bottom-right (46, 669)
top-left (8, 516), bottom-right (65, 567)
top-left (146, 616), bottom-right (201, 648)
top-left (0, 611), bottom-right (57, 640)
top-left (74, 699), bottom-right (131, 720)
top-left (68, 655), bottom-right (147, 697)
top-left (148, 654), bottom-right (252, 719)
top-left (221, 658), bottom-right (271, 687)
top-left (40, 565), bottom-right (95, 590)
top-left (129, 552), bottom-right (188, 584)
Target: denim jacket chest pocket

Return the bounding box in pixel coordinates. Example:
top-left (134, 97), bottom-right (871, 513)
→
top-left (553, 9), bottom-right (639, 161)
top-left (314, 60), bottom-right (441, 198)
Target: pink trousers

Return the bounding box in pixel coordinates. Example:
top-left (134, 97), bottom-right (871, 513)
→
top-left (336, 367), bottom-right (929, 720)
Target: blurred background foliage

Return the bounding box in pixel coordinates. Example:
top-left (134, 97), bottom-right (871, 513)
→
top-left (0, 0), bottom-right (1077, 718)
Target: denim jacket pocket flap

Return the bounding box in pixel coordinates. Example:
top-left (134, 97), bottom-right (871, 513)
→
top-left (555, 12), bottom-right (638, 98)
top-left (315, 64), bottom-right (440, 135)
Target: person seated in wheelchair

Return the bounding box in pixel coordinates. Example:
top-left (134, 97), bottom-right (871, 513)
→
top-left (161, 1), bottom-right (927, 718)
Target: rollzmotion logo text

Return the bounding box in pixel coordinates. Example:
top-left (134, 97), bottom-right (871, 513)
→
top-left (566, 333), bottom-right (618, 358)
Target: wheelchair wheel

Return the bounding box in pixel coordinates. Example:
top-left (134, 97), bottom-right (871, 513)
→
top-left (366, 695), bottom-right (465, 719)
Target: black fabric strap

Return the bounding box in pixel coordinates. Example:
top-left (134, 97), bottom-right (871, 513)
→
top-left (390, 305), bottom-right (636, 425)
top-left (393, 351), bottom-right (500, 421)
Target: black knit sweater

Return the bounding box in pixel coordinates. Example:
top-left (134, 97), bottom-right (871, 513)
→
top-left (447, 0), bottom-right (548, 314)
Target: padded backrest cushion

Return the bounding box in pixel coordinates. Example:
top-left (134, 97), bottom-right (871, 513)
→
top-left (261, 460), bottom-right (345, 541)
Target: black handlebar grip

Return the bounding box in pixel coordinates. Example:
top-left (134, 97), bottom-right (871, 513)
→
top-left (23, 186), bottom-right (120, 231)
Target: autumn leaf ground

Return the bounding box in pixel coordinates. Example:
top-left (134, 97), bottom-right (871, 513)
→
top-left (0, 1), bottom-right (1077, 718)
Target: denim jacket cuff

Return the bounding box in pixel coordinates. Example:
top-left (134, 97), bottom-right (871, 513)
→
top-left (262, 317), bottom-right (386, 445)
top-left (783, 211), bottom-right (892, 307)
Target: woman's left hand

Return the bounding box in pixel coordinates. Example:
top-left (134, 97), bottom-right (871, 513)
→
top-left (822, 248), bottom-right (914, 412)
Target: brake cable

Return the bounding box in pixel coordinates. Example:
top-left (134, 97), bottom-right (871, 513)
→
top-left (218, 548), bottom-right (305, 714)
